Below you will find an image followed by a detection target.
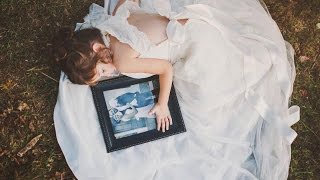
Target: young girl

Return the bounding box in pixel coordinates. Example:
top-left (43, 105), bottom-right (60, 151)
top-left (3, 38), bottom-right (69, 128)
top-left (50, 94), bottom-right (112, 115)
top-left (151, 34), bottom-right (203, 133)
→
top-left (53, 0), bottom-right (191, 132)
top-left (53, 0), bottom-right (300, 179)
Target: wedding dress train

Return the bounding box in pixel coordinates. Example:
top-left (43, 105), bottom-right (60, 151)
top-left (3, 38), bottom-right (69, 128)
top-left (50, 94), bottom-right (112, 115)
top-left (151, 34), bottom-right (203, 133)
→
top-left (53, 0), bottom-right (300, 179)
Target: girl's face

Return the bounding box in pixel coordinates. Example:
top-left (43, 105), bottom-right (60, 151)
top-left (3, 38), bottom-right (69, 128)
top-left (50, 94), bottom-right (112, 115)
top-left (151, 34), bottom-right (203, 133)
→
top-left (91, 62), bottom-right (118, 83)
top-left (89, 42), bottom-right (119, 83)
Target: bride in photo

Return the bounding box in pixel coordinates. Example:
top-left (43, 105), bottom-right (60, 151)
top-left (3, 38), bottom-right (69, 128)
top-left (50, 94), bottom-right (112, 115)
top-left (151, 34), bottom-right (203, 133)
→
top-left (53, 0), bottom-right (300, 179)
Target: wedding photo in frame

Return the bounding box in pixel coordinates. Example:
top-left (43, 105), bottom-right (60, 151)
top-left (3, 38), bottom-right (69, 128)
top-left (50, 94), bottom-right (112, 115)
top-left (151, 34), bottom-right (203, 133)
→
top-left (91, 75), bottom-right (186, 153)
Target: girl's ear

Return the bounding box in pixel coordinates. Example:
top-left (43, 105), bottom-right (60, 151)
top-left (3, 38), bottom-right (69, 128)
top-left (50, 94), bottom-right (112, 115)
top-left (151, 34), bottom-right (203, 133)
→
top-left (92, 42), bottom-right (105, 53)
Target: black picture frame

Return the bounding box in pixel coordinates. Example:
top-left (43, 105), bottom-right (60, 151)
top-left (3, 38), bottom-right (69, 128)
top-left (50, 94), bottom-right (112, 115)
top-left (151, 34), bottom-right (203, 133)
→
top-left (91, 75), bottom-right (186, 153)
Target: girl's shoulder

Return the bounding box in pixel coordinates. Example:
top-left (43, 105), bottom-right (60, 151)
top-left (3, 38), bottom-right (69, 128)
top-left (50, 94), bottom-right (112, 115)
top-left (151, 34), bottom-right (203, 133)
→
top-left (109, 35), bottom-right (139, 65)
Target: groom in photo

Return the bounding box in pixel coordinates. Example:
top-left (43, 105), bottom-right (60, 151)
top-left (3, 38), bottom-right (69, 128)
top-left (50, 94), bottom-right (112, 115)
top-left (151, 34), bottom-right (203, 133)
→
top-left (108, 88), bottom-right (160, 122)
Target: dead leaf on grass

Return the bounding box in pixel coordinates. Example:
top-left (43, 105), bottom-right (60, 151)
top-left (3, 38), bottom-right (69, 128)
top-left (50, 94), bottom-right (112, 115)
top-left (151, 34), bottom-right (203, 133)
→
top-left (17, 134), bottom-right (42, 157)
top-left (12, 156), bottom-right (20, 165)
top-left (292, 19), bottom-right (306, 32)
top-left (29, 121), bottom-right (35, 132)
top-left (17, 102), bottom-right (30, 111)
top-left (0, 149), bottom-right (8, 157)
top-left (19, 115), bottom-right (26, 124)
top-left (55, 171), bottom-right (67, 179)
top-left (0, 111), bottom-right (8, 118)
top-left (0, 79), bottom-right (17, 91)
top-left (63, 8), bottom-right (70, 16)
top-left (32, 148), bottom-right (41, 156)
top-left (299, 89), bottom-right (308, 97)
top-left (3, 107), bottom-right (13, 115)
top-left (299, 56), bottom-right (310, 63)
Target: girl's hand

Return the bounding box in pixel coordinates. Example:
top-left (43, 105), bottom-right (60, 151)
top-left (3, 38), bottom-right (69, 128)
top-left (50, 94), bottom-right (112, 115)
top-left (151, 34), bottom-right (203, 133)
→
top-left (148, 103), bottom-right (172, 132)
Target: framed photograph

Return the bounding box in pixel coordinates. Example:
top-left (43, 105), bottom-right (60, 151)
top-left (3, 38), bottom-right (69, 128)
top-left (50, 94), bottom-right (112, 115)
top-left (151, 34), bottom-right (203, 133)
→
top-left (91, 75), bottom-right (186, 153)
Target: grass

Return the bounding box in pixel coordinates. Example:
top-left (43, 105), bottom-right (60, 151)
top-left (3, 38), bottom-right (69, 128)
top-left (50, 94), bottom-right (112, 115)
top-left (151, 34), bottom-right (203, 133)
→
top-left (0, 0), bottom-right (319, 179)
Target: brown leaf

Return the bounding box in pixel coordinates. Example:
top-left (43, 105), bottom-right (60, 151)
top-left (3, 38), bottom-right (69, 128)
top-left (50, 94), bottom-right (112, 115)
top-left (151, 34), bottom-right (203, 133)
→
top-left (60, 172), bottom-right (66, 179)
top-left (0, 79), bottom-right (17, 91)
top-left (4, 107), bottom-right (13, 114)
top-left (29, 121), bottom-right (35, 132)
top-left (55, 171), bottom-right (66, 180)
top-left (55, 171), bottom-right (62, 177)
top-left (299, 56), bottom-right (310, 63)
top-left (19, 115), bottom-right (26, 124)
top-left (0, 112), bottom-right (7, 118)
top-left (299, 89), bottom-right (308, 97)
top-left (12, 156), bottom-right (20, 165)
top-left (17, 102), bottom-right (30, 111)
top-left (63, 8), bottom-right (70, 16)
top-left (17, 134), bottom-right (42, 157)
top-left (0, 149), bottom-right (8, 157)
top-left (32, 148), bottom-right (40, 156)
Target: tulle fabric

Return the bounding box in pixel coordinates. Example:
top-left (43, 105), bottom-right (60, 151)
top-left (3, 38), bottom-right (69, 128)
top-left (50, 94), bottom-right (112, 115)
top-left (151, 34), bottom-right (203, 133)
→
top-left (53, 0), bottom-right (300, 179)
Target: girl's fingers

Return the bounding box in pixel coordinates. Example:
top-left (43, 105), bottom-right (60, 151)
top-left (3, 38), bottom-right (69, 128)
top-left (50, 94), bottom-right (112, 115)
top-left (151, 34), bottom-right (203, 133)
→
top-left (161, 118), bottom-right (166, 132)
top-left (157, 117), bottom-right (161, 131)
top-left (169, 115), bottom-right (173, 125)
top-left (165, 117), bottom-right (169, 130)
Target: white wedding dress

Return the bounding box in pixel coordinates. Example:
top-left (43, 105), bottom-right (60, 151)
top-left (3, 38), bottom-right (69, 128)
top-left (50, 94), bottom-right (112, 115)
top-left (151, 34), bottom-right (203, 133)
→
top-left (53, 0), bottom-right (300, 179)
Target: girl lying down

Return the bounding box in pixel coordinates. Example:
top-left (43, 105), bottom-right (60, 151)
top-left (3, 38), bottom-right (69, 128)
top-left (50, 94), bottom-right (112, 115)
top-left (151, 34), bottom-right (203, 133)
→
top-left (52, 0), bottom-right (300, 179)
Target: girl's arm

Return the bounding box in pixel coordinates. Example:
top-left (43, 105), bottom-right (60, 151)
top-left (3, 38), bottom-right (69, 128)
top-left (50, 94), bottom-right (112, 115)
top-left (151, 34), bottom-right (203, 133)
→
top-left (113, 43), bottom-right (173, 132)
top-left (115, 57), bottom-right (173, 106)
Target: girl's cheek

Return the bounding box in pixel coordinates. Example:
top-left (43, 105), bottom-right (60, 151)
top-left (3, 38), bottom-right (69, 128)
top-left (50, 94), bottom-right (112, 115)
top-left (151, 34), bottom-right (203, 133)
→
top-left (104, 63), bottom-right (118, 76)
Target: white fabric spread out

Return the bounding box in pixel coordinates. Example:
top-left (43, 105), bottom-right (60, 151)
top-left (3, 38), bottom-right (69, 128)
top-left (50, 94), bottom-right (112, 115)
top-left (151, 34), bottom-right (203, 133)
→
top-left (53, 0), bottom-right (300, 179)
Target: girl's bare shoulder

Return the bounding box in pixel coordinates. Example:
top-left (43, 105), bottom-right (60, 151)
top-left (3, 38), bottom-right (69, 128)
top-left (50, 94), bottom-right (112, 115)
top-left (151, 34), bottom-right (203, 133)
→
top-left (109, 35), bottom-right (139, 66)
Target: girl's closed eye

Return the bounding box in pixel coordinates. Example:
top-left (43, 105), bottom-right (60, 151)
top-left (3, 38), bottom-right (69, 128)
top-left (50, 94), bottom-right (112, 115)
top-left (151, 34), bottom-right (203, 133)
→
top-left (102, 68), bottom-right (108, 75)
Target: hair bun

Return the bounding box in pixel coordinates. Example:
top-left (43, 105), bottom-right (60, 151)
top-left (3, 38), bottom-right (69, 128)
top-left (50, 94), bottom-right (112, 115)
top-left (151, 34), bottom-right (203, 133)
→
top-left (52, 27), bottom-right (74, 64)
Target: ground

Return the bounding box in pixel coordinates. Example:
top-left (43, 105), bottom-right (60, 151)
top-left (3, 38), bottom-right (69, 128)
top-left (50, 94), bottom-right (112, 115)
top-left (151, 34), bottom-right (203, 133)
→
top-left (0, 0), bottom-right (319, 179)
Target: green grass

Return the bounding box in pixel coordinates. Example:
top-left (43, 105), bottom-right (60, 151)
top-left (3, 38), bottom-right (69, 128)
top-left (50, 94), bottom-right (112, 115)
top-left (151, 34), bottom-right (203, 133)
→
top-left (0, 0), bottom-right (319, 179)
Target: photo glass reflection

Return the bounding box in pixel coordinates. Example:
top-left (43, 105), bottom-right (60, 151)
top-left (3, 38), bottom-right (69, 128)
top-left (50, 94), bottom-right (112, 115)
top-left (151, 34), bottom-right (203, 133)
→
top-left (103, 80), bottom-right (160, 139)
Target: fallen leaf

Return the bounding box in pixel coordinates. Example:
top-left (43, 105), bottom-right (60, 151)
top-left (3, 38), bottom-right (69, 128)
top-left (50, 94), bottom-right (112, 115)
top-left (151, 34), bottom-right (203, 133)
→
top-left (61, 172), bottom-right (66, 179)
top-left (19, 115), bottom-right (26, 124)
top-left (299, 89), bottom-right (308, 97)
top-left (293, 19), bottom-right (306, 32)
top-left (0, 149), bottom-right (8, 157)
top-left (13, 156), bottom-right (20, 165)
top-left (299, 56), bottom-right (310, 63)
top-left (316, 23), bottom-right (320, 30)
top-left (29, 121), bottom-right (35, 132)
top-left (17, 134), bottom-right (42, 157)
top-left (55, 171), bottom-right (62, 177)
top-left (55, 171), bottom-right (66, 179)
top-left (17, 102), bottom-right (30, 111)
top-left (0, 79), bottom-right (17, 91)
top-left (63, 8), bottom-right (70, 16)
top-left (4, 107), bottom-right (13, 114)
top-left (32, 149), bottom-right (41, 156)
top-left (48, 157), bottom-right (54, 163)
top-left (0, 112), bottom-right (7, 118)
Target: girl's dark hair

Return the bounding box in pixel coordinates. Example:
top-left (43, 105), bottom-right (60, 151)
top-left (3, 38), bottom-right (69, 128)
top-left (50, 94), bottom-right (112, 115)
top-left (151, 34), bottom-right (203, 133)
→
top-left (52, 27), bottom-right (110, 85)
